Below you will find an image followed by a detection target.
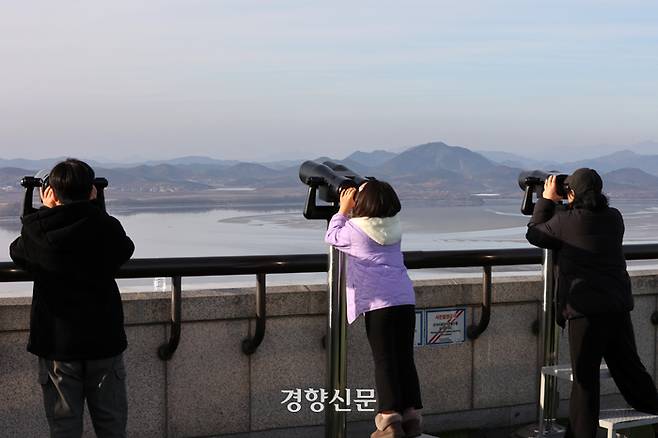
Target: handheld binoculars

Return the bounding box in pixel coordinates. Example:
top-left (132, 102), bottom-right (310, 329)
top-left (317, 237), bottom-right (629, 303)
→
top-left (299, 160), bottom-right (374, 220)
top-left (518, 170), bottom-right (568, 215)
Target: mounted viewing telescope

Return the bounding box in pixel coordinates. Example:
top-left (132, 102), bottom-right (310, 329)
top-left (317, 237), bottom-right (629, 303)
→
top-left (518, 170), bottom-right (568, 215)
top-left (299, 160), bottom-right (374, 220)
top-left (517, 169), bottom-right (569, 437)
top-left (299, 159), bottom-right (375, 438)
top-left (20, 174), bottom-right (109, 217)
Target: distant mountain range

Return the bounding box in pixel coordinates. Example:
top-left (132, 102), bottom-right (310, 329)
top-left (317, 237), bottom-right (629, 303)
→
top-left (478, 141), bottom-right (658, 164)
top-left (1, 141), bottom-right (657, 201)
top-left (563, 150), bottom-right (658, 175)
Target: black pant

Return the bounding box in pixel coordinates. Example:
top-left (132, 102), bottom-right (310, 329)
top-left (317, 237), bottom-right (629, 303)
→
top-left (566, 312), bottom-right (658, 438)
top-left (39, 354), bottom-right (128, 438)
top-left (365, 304), bottom-right (423, 413)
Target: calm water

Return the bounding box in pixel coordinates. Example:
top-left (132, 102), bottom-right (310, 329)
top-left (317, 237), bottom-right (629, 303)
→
top-left (1, 199), bottom-right (657, 296)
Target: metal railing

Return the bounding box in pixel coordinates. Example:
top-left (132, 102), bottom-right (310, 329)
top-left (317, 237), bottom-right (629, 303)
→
top-left (1, 244), bottom-right (657, 360)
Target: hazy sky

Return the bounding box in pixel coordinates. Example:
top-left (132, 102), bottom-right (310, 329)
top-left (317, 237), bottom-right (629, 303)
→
top-left (1, 1), bottom-right (657, 161)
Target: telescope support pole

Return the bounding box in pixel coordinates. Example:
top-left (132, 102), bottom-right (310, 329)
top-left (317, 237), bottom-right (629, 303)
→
top-left (518, 249), bottom-right (564, 438)
top-left (325, 245), bottom-right (348, 438)
top-left (537, 249), bottom-right (563, 436)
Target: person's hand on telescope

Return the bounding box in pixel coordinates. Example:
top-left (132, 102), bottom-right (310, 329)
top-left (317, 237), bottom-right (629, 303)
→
top-left (542, 175), bottom-right (562, 203)
top-left (338, 187), bottom-right (357, 215)
top-left (90, 185), bottom-right (97, 201)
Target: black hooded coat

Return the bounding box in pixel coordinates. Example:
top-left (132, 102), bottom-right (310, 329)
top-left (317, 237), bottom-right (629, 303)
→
top-left (10, 201), bottom-right (134, 360)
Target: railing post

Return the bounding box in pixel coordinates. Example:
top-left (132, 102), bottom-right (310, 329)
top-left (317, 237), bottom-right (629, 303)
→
top-left (158, 276), bottom-right (182, 361)
top-left (242, 273), bottom-right (267, 355)
top-left (325, 246), bottom-right (348, 438)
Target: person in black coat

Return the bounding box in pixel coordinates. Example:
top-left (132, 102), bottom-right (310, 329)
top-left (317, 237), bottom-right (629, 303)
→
top-left (10, 159), bottom-right (134, 438)
top-left (526, 168), bottom-right (658, 438)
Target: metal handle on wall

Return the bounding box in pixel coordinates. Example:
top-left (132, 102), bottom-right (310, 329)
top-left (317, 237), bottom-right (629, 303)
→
top-left (242, 273), bottom-right (267, 355)
top-left (467, 265), bottom-right (492, 340)
top-left (158, 276), bottom-right (182, 361)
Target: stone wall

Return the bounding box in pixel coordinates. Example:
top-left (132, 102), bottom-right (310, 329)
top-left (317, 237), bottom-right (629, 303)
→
top-left (1, 271), bottom-right (657, 437)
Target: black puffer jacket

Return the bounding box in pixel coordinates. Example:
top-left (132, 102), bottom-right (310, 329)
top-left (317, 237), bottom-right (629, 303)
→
top-left (10, 201), bottom-right (134, 360)
top-left (526, 198), bottom-right (633, 327)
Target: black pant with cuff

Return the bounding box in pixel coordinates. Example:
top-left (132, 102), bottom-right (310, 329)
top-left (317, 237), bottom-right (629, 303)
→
top-left (566, 312), bottom-right (658, 438)
top-left (365, 304), bottom-right (423, 413)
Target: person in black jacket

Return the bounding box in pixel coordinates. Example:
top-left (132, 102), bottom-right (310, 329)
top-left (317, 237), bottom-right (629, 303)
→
top-left (10, 159), bottom-right (134, 438)
top-left (526, 168), bottom-right (658, 438)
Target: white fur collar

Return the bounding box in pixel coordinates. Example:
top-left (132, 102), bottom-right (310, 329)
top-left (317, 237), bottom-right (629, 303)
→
top-left (350, 215), bottom-right (402, 245)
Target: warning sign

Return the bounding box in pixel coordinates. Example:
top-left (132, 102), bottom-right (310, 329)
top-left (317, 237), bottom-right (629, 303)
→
top-left (424, 307), bottom-right (466, 345)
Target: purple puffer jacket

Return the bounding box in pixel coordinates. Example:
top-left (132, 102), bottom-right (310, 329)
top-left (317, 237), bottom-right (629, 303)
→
top-left (324, 213), bottom-right (415, 324)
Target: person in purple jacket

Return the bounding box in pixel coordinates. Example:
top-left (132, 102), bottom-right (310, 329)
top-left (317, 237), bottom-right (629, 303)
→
top-left (325, 180), bottom-right (422, 438)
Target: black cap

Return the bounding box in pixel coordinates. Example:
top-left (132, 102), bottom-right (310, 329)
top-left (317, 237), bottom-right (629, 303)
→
top-left (565, 168), bottom-right (603, 196)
